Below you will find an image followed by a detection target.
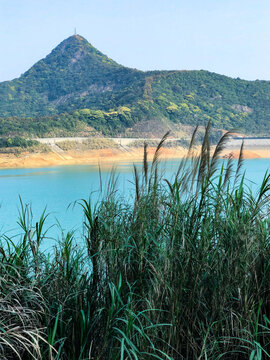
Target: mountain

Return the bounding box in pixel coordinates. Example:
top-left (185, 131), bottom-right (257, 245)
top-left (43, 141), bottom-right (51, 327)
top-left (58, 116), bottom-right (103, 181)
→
top-left (1, 34), bottom-right (270, 137)
top-left (0, 35), bottom-right (145, 116)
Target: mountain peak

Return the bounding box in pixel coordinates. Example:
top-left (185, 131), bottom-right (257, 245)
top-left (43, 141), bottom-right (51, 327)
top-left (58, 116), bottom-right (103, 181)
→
top-left (4, 33), bottom-right (134, 108)
top-left (0, 33), bottom-right (143, 118)
top-left (60, 34), bottom-right (89, 46)
top-left (53, 34), bottom-right (93, 54)
top-left (72, 34), bottom-right (85, 41)
top-left (50, 34), bottom-right (119, 68)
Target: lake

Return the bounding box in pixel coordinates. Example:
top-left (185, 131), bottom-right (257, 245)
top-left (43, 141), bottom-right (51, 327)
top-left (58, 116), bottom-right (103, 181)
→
top-left (0, 158), bottom-right (270, 249)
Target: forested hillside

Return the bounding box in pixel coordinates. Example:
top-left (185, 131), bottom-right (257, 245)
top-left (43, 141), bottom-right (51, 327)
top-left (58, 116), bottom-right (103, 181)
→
top-left (1, 34), bottom-right (270, 136)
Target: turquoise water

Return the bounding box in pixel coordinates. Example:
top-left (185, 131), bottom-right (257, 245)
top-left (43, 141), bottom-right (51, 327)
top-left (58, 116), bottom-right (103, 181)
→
top-left (0, 158), bottom-right (269, 248)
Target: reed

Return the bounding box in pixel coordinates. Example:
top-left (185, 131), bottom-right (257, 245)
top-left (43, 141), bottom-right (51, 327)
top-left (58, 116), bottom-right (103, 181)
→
top-left (1, 123), bottom-right (270, 359)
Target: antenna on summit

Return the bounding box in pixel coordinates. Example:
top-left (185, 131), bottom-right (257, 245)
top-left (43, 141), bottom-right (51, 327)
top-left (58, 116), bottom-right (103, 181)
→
top-left (74, 28), bottom-right (77, 36)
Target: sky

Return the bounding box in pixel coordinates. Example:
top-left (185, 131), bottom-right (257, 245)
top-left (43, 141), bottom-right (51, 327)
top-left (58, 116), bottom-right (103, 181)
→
top-left (1, 0), bottom-right (270, 82)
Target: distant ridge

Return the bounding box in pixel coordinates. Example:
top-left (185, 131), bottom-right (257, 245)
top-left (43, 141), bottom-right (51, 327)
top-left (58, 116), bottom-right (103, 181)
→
top-left (0, 34), bottom-right (270, 136)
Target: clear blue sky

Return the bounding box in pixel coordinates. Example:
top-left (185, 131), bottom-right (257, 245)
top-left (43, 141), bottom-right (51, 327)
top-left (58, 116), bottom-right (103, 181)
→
top-left (1, 0), bottom-right (270, 82)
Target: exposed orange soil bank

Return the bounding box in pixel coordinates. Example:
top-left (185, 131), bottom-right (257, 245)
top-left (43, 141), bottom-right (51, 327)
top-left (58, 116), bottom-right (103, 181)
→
top-left (0, 146), bottom-right (268, 169)
top-left (221, 148), bottom-right (270, 159)
top-left (0, 147), bottom-right (188, 169)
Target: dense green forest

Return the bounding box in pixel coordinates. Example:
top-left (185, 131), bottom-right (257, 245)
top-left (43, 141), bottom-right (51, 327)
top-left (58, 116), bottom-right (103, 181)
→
top-left (1, 34), bottom-right (270, 136)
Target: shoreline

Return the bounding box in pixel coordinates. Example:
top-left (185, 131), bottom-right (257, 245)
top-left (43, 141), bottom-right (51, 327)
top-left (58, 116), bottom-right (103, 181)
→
top-left (0, 147), bottom-right (188, 170)
top-left (0, 145), bottom-right (269, 169)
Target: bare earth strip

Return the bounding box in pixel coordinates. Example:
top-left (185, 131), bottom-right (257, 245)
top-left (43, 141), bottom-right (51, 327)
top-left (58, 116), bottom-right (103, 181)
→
top-left (0, 147), bottom-right (188, 169)
top-left (224, 138), bottom-right (270, 159)
top-left (0, 137), bottom-right (269, 169)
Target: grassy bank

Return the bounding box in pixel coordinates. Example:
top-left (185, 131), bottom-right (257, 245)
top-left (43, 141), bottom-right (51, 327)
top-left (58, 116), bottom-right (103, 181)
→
top-left (56, 138), bottom-right (120, 151)
top-left (1, 126), bottom-right (270, 359)
top-left (0, 136), bottom-right (50, 155)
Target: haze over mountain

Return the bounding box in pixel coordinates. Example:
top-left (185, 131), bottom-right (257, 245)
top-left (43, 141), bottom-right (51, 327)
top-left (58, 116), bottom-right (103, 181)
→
top-left (1, 34), bottom-right (270, 137)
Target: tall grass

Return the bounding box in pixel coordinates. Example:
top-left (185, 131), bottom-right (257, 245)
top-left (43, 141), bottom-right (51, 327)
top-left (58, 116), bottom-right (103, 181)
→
top-left (1, 124), bottom-right (270, 359)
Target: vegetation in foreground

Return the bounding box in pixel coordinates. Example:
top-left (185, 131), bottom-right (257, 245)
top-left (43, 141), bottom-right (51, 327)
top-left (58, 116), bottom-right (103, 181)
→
top-left (1, 126), bottom-right (270, 359)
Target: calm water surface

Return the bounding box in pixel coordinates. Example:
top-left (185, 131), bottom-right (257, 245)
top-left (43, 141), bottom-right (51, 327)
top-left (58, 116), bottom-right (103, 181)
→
top-left (0, 158), bottom-right (269, 249)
